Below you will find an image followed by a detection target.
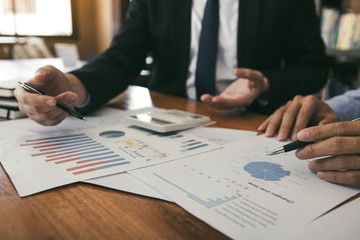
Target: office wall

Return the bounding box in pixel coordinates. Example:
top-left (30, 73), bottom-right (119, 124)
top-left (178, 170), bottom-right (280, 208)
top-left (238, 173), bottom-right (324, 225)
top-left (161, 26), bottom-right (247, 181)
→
top-left (46, 0), bottom-right (115, 60)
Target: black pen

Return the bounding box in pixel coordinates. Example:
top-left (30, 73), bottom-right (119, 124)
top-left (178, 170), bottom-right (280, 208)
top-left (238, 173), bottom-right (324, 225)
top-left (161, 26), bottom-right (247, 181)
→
top-left (267, 117), bottom-right (360, 156)
top-left (18, 82), bottom-right (87, 121)
top-left (267, 140), bottom-right (313, 156)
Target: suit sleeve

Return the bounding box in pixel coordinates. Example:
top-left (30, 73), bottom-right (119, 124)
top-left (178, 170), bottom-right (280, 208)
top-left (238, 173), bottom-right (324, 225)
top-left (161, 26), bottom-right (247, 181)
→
top-left (249, 0), bottom-right (329, 115)
top-left (70, 0), bottom-right (150, 113)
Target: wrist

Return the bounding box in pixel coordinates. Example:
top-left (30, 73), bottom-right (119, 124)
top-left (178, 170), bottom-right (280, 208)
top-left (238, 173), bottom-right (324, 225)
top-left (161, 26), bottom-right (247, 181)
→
top-left (261, 76), bottom-right (270, 97)
top-left (66, 73), bottom-right (88, 106)
top-left (257, 76), bottom-right (270, 106)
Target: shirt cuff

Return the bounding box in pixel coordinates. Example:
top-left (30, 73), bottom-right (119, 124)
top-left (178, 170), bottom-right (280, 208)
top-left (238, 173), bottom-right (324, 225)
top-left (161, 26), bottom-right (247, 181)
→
top-left (257, 96), bottom-right (269, 106)
top-left (76, 94), bottom-right (91, 109)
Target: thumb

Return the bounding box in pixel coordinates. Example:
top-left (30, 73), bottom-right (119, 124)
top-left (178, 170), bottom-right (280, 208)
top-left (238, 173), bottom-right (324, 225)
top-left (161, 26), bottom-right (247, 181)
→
top-left (234, 68), bottom-right (250, 78)
top-left (234, 68), bottom-right (262, 80)
top-left (32, 65), bottom-right (59, 85)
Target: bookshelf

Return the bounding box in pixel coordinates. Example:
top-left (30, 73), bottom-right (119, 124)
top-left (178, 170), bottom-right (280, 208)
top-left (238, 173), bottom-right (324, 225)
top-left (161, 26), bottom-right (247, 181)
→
top-left (319, 0), bottom-right (360, 97)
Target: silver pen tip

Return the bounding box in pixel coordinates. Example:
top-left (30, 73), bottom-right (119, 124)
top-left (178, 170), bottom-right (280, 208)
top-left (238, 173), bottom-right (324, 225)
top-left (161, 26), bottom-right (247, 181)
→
top-left (266, 147), bottom-right (284, 156)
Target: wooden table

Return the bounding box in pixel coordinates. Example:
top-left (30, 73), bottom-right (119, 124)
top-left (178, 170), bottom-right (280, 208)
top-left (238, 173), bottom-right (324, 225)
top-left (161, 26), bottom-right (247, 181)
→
top-left (0, 86), bottom-right (276, 240)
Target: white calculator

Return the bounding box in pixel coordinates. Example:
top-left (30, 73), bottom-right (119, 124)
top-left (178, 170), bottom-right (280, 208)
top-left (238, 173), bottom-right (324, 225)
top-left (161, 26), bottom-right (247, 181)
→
top-left (125, 109), bottom-right (212, 132)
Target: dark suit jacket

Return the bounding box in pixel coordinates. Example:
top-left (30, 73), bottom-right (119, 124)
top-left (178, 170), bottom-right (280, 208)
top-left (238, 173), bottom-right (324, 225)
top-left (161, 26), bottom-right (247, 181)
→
top-left (71, 0), bottom-right (328, 115)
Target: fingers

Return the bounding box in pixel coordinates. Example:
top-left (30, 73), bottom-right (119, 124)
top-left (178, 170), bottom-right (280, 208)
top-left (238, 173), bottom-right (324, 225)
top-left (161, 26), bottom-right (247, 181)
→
top-left (261, 106), bottom-right (287, 138)
top-left (296, 136), bottom-right (360, 159)
top-left (15, 89), bottom-right (78, 126)
top-left (200, 94), bottom-right (214, 104)
top-left (307, 154), bottom-right (360, 187)
top-left (297, 123), bottom-right (360, 187)
top-left (258, 105), bottom-right (290, 139)
top-left (234, 68), bottom-right (263, 82)
top-left (27, 107), bottom-right (69, 126)
top-left (297, 121), bottom-right (360, 143)
top-left (15, 86), bottom-right (56, 108)
top-left (203, 69), bottom-right (268, 109)
top-left (200, 94), bottom-right (225, 108)
top-left (316, 171), bottom-right (360, 186)
top-left (258, 99), bottom-right (294, 138)
top-left (257, 116), bottom-right (271, 132)
top-left (235, 68), bottom-right (269, 95)
top-left (200, 94), bottom-right (244, 109)
top-left (14, 65), bottom-right (75, 126)
top-left (201, 95), bottom-right (234, 109)
top-left (318, 116), bottom-right (338, 126)
top-left (259, 95), bottom-right (317, 141)
top-left (287, 95), bottom-right (318, 141)
top-left (308, 155), bottom-right (360, 172)
top-left (276, 98), bottom-right (303, 141)
top-left (30, 92), bottom-right (77, 125)
top-left (318, 112), bottom-right (340, 126)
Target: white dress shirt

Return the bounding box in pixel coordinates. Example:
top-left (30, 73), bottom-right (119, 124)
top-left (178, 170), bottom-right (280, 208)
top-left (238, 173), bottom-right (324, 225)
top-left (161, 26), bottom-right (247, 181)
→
top-left (186, 0), bottom-right (239, 100)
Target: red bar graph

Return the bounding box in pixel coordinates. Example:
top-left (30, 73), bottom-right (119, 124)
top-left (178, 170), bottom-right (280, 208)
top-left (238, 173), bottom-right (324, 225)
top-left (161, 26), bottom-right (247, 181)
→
top-left (20, 133), bottom-right (131, 175)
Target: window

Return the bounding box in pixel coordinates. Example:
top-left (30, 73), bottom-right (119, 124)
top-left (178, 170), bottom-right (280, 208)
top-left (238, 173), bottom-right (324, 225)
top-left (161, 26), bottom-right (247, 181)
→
top-left (0, 0), bottom-right (75, 37)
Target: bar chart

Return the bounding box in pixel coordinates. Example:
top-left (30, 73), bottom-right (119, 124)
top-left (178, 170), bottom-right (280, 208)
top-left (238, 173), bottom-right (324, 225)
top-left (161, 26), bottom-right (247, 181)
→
top-left (180, 139), bottom-right (209, 152)
top-left (1, 124), bottom-right (220, 196)
top-left (20, 133), bottom-right (130, 175)
top-left (153, 173), bottom-right (242, 209)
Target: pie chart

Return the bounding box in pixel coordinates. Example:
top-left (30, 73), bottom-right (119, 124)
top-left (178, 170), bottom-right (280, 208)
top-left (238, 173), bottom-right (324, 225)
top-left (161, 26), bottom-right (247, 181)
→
top-left (99, 130), bottom-right (125, 138)
top-left (244, 162), bottom-right (290, 181)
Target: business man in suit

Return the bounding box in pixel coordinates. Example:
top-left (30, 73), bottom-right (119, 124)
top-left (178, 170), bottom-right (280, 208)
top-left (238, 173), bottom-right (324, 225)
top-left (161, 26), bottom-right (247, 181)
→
top-left (15, 0), bottom-right (328, 126)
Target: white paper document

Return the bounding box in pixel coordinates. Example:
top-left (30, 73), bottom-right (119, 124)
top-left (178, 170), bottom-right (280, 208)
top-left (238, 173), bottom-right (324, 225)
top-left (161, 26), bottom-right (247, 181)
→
top-left (291, 197), bottom-right (360, 240)
top-left (85, 173), bottom-right (171, 201)
top-left (85, 127), bottom-right (257, 201)
top-left (0, 107), bottom-right (172, 199)
top-left (186, 127), bottom-right (257, 146)
top-left (130, 135), bottom-right (359, 240)
top-left (0, 107), bottom-right (131, 139)
top-left (0, 105), bottom-right (258, 199)
top-left (0, 123), bottom-right (220, 196)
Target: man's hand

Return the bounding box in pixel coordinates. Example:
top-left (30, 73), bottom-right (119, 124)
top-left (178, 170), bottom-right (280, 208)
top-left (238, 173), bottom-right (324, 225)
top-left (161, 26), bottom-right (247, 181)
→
top-left (258, 95), bottom-right (339, 141)
top-left (200, 68), bottom-right (269, 109)
top-left (14, 65), bottom-right (87, 126)
top-left (295, 121), bottom-right (360, 186)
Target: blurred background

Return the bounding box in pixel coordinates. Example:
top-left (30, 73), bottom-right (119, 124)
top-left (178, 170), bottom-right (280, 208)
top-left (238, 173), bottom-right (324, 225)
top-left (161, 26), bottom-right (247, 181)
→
top-left (0, 0), bottom-right (130, 60)
top-left (1, 0), bottom-right (360, 99)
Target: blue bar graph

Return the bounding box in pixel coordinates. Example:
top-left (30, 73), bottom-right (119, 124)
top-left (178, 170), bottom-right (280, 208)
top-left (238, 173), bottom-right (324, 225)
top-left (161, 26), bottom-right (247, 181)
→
top-left (153, 173), bottom-right (242, 209)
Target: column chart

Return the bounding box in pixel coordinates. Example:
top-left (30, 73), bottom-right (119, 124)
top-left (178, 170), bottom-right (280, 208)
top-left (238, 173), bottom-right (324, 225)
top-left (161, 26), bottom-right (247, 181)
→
top-left (0, 124), bottom-right (220, 196)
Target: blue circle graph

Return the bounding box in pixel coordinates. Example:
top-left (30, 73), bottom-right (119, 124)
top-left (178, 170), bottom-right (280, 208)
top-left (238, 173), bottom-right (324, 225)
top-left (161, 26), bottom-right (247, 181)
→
top-left (99, 130), bottom-right (125, 138)
top-left (244, 162), bottom-right (290, 181)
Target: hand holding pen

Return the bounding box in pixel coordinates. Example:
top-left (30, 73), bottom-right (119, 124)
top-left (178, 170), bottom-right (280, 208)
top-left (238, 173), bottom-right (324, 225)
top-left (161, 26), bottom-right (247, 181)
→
top-left (14, 65), bottom-right (88, 125)
top-left (18, 82), bottom-right (87, 121)
top-left (268, 117), bottom-right (360, 155)
top-left (268, 119), bottom-right (360, 186)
